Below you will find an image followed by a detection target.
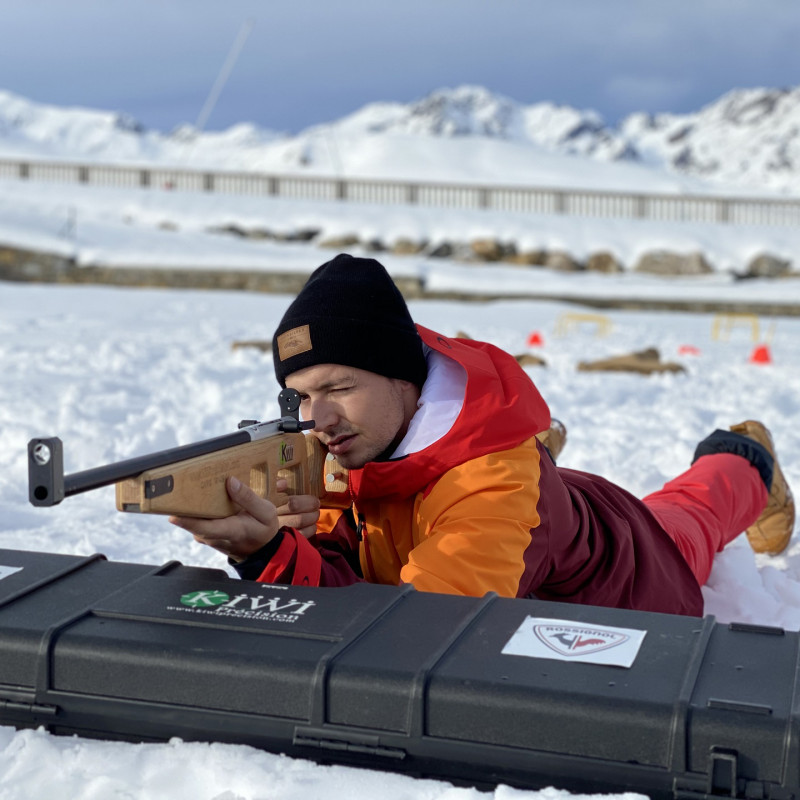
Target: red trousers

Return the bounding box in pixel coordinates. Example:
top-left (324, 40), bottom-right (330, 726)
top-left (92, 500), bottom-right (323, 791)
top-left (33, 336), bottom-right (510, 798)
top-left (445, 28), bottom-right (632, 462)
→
top-left (642, 454), bottom-right (768, 585)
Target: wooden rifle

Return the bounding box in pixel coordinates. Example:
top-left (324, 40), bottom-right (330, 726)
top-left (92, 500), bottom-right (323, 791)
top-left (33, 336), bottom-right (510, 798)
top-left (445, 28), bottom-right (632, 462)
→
top-left (27, 388), bottom-right (349, 518)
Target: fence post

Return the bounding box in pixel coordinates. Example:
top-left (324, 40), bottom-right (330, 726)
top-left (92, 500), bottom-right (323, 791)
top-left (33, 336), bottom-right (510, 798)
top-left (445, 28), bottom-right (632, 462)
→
top-left (203, 173), bottom-right (214, 192)
top-left (407, 184), bottom-right (418, 205)
top-left (139, 170), bottom-right (150, 188)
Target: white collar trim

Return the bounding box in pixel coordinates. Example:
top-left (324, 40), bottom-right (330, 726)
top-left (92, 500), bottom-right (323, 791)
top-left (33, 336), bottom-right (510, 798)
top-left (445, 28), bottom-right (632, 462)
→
top-left (391, 344), bottom-right (467, 458)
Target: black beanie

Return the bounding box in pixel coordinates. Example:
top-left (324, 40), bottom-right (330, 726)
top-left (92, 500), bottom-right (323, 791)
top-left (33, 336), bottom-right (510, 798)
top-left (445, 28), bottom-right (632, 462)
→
top-left (273, 254), bottom-right (428, 388)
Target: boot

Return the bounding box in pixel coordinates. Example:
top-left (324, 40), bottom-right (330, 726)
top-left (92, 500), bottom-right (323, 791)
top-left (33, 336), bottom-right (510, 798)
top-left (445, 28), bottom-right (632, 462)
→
top-left (730, 420), bottom-right (795, 555)
top-left (536, 418), bottom-right (567, 462)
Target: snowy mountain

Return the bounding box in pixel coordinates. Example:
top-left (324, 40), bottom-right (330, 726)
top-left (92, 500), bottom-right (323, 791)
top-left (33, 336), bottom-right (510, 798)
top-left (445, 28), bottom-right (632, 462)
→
top-left (618, 87), bottom-right (800, 193)
top-left (0, 89), bottom-right (284, 167)
top-left (1, 84), bottom-right (800, 194)
top-left (314, 84), bottom-right (800, 193)
top-left (326, 85), bottom-right (630, 160)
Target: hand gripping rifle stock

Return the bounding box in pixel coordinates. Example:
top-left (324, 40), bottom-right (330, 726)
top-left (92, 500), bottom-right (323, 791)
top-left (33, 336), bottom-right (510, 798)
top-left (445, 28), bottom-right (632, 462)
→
top-left (27, 389), bottom-right (350, 518)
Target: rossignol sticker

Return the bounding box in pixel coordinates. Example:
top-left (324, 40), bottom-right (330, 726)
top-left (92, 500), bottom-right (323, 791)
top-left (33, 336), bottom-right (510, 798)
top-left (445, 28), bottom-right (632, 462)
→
top-left (167, 588), bottom-right (315, 624)
top-left (502, 616), bottom-right (646, 667)
top-left (0, 565), bottom-right (22, 581)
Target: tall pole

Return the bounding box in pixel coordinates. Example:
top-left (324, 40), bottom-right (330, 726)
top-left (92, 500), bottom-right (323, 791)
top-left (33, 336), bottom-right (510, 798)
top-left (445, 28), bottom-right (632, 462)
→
top-left (195, 18), bottom-right (256, 131)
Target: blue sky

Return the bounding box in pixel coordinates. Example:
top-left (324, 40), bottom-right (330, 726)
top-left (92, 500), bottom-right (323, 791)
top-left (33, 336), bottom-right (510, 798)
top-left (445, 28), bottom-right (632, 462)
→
top-left (4, 0), bottom-right (800, 134)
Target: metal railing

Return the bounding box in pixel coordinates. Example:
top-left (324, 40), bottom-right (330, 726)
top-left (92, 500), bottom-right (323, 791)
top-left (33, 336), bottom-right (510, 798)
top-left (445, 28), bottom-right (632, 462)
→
top-left (1, 156), bottom-right (798, 226)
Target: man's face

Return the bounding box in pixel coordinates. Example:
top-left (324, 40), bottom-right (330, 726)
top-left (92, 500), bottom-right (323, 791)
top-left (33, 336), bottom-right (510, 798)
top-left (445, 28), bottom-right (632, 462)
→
top-left (286, 364), bottom-right (417, 470)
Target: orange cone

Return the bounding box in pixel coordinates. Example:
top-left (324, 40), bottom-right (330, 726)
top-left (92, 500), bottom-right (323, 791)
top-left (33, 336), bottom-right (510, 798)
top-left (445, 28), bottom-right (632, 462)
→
top-left (749, 344), bottom-right (772, 364)
top-left (527, 331), bottom-right (544, 347)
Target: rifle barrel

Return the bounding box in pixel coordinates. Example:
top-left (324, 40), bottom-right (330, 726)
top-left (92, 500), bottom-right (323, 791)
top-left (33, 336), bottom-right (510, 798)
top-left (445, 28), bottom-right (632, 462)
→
top-left (63, 429), bottom-right (255, 498)
top-left (28, 417), bottom-right (312, 507)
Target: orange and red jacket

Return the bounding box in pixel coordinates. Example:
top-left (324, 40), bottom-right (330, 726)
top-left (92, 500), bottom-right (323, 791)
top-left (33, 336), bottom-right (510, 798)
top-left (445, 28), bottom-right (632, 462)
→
top-left (250, 326), bottom-right (703, 616)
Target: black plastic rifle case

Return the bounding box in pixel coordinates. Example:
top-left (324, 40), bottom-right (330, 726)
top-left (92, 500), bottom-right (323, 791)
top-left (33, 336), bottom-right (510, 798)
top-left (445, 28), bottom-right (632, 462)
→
top-left (0, 546), bottom-right (798, 799)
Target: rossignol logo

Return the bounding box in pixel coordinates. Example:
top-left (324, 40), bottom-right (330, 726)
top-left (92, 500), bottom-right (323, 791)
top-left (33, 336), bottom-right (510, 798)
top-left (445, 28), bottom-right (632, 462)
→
top-left (502, 615), bottom-right (647, 667)
top-left (533, 623), bottom-right (629, 657)
top-left (170, 589), bottom-right (315, 623)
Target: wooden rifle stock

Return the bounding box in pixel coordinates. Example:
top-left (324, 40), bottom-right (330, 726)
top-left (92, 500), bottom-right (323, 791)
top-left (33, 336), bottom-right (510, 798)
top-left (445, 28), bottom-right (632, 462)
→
top-left (115, 431), bottom-right (349, 518)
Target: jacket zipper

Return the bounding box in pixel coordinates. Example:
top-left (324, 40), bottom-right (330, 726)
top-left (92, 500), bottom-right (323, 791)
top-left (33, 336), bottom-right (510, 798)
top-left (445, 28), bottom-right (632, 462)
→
top-left (355, 513), bottom-right (365, 542)
top-left (356, 511), bottom-right (377, 582)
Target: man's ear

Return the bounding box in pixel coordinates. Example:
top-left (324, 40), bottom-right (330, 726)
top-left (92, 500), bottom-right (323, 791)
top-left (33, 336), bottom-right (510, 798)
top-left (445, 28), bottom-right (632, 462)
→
top-left (394, 378), bottom-right (418, 394)
top-left (394, 378), bottom-right (422, 410)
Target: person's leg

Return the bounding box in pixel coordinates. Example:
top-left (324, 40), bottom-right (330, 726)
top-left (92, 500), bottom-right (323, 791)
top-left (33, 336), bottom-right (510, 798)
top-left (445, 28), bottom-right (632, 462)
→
top-left (642, 451), bottom-right (768, 585)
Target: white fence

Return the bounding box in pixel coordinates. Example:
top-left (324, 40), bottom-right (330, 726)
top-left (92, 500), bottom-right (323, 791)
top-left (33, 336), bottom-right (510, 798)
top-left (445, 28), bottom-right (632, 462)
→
top-left (1, 157), bottom-right (798, 226)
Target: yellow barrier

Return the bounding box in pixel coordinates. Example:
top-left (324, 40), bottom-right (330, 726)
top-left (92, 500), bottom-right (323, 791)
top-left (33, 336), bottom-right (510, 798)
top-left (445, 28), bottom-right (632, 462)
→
top-left (555, 312), bottom-right (613, 337)
top-left (710, 313), bottom-right (760, 342)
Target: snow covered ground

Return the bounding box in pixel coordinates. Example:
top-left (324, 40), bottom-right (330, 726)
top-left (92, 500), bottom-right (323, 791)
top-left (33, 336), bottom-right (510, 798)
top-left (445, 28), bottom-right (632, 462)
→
top-left (5, 176), bottom-right (800, 282)
top-left (1, 275), bottom-right (800, 799)
top-left (2, 86), bottom-right (800, 800)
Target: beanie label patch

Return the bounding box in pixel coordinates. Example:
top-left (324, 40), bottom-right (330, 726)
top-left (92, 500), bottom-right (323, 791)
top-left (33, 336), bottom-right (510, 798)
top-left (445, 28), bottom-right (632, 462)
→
top-left (277, 324), bottom-right (312, 361)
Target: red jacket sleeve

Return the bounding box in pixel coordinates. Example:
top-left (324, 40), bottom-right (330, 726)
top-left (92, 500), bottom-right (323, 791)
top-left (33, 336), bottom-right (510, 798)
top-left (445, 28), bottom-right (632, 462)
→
top-left (256, 511), bottom-right (367, 587)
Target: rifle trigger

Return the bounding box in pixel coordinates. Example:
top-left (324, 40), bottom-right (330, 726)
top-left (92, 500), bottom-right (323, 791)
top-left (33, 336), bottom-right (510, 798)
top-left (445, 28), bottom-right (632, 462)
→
top-left (144, 475), bottom-right (174, 499)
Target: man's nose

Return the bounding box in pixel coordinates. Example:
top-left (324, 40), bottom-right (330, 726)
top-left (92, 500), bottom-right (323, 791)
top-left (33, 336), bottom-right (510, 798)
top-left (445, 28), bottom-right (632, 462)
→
top-left (309, 399), bottom-right (338, 432)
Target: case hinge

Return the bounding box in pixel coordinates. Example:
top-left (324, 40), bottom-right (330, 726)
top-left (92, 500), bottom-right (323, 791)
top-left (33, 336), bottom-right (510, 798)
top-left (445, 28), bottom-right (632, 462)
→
top-left (0, 698), bottom-right (58, 717)
top-left (293, 726), bottom-right (406, 760)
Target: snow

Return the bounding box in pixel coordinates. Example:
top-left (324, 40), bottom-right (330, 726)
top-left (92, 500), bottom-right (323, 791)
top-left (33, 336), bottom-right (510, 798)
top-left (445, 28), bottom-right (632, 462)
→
top-left (3, 278), bottom-right (800, 800)
top-left (1, 88), bottom-right (800, 799)
top-left (4, 177), bottom-right (800, 279)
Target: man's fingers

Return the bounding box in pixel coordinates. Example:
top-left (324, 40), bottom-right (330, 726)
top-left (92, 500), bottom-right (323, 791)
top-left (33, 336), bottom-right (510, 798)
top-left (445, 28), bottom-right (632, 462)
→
top-left (167, 477), bottom-right (283, 561)
top-left (225, 476), bottom-right (280, 528)
top-left (169, 515), bottom-right (226, 538)
top-left (275, 493), bottom-right (320, 516)
top-left (275, 492), bottom-right (320, 539)
top-left (281, 512), bottom-right (320, 538)
top-left (168, 516), bottom-right (239, 558)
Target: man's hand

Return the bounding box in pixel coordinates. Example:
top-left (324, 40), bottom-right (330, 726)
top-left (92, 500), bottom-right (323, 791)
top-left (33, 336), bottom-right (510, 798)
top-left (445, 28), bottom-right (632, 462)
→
top-left (275, 491), bottom-right (321, 539)
top-left (169, 475), bottom-right (282, 562)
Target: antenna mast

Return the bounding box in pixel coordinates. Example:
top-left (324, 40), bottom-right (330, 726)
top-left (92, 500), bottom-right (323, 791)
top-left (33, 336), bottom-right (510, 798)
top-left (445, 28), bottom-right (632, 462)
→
top-left (195, 18), bottom-right (256, 131)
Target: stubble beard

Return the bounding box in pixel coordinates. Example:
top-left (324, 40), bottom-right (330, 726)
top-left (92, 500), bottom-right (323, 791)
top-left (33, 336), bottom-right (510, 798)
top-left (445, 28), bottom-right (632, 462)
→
top-left (322, 428), bottom-right (403, 471)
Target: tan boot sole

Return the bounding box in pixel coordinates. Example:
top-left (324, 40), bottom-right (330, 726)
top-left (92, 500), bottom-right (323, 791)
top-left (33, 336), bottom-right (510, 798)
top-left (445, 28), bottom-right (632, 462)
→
top-left (730, 421), bottom-right (795, 555)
